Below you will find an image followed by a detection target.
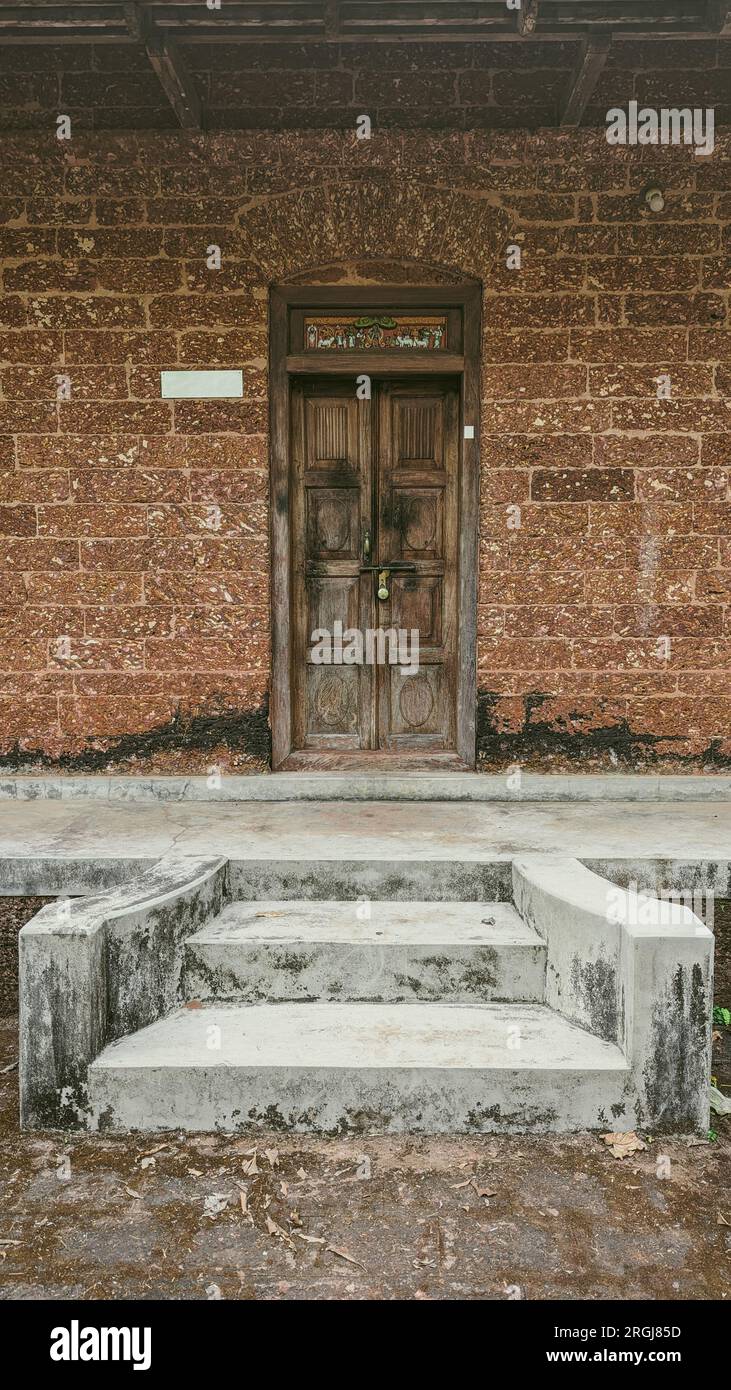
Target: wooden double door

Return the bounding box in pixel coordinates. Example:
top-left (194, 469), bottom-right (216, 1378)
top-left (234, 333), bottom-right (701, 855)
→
top-left (289, 375), bottom-right (462, 763)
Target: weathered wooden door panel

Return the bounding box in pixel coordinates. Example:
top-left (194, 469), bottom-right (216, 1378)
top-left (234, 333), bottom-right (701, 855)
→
top-left (291, 380), bottom-right (373, 750)
top-left (290, 376), bottom-right (459, 757)
top-left (376, 381), bottom-right (459, 752)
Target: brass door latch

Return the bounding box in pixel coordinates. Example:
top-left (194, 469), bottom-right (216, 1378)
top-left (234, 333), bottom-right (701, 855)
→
top-left (359, 561), bottom-right (417, 601)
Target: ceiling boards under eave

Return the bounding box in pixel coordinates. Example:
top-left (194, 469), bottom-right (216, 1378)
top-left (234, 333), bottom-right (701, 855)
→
top-left (0, 2), bottom-right (729, 131)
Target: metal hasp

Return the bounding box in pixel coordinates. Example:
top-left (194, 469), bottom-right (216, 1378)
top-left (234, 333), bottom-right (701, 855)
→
top-left (359, 561), bottom-right (417, 602)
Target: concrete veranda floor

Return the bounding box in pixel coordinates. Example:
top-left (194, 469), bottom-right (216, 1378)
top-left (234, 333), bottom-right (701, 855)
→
top-left (0, 797), bottom-right (729, 868)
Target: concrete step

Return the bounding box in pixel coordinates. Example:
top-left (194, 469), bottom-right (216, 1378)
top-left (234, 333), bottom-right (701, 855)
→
top-left (229, 860), bottom-right (512, 903)
top-left (88, 1000), bottom-right (629, 1135)
top-left (183, 900), bottom-right (546, 1004)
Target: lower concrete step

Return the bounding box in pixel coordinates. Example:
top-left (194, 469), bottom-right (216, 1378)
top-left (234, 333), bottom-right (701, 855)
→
top-left (183, 900), bottom-right (546, 1004)
top-left (88, 1001), bottom-right (629, 1135)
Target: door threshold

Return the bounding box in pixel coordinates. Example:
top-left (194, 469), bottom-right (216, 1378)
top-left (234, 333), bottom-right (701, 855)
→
top-left (278, 752), bottom-right (472, 773)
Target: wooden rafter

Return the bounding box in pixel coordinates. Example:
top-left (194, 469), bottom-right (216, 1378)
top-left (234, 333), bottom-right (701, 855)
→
top-left (560, 36), bottom-right (611, 128)
top-left (517, 1), bottom-right (540, 37)
top-left (124, 2), bottom-right (200, 128)
top-left (122, 1), bottom-right (146, 42)
top-left (324, 0), bottom-right (340, 38)
top-left (145, 35), bottom-right (200, 128)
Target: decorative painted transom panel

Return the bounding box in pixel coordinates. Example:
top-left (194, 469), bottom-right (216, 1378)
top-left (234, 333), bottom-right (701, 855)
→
top-left (304, 314), bottom-right (448, 351)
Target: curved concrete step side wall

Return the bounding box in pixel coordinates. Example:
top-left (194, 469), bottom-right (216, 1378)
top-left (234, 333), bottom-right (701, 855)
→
top-left (19, 856), bottom-right (229, 1129)
top-left (512, 858), bottom-right (714, 1133)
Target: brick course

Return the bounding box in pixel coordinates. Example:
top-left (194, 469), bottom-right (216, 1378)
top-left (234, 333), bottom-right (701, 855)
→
top-left (0, 48), bottom-right (729, 771)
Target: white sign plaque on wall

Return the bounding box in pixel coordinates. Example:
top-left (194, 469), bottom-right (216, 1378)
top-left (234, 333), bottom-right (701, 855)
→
top-left (160, 370), bottom-right (243, 399)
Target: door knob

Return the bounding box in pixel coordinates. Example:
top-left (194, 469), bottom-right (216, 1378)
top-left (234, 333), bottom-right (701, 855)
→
top-left (377, 570), bottom-right (389, 601)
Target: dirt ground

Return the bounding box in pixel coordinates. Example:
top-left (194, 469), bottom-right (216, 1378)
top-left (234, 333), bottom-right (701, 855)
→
top-left (0, 897), bottom-right (729, 1302)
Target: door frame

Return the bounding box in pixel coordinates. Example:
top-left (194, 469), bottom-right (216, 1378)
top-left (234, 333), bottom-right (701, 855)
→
top-left (269, 282), bottom-right (482, 771)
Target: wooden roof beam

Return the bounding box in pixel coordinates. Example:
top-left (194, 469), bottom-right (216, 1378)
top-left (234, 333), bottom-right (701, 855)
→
top-left (125, 3), bottom-right (201, 129)
top-left (517, 1), bottom-right (540, 37)
top-left (146, 35), bottom-right (201, 128)
top-left (560, 35), bottom-right (611, 128)
top-left (0, 1), bottom-right (722, 43)
top-left (123, 2), bottom-right (147, 42)
top-left (324, 1), bottom-right (340, 38)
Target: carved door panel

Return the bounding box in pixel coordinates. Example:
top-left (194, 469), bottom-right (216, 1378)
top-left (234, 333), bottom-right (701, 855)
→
top-left (291, 379), bottom-right (374, 750)
top-left (376, 380), bottom-right (459, 751)
top-left (290, 377), bottom-right (459, 755)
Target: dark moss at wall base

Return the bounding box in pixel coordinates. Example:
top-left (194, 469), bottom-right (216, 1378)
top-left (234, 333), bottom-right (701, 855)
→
top-left (0, 701), bottom-right (271, 776)
top-left (475, 690), bottom-right (731, 773)
top-left (2, 689), bottom-right (728, 775)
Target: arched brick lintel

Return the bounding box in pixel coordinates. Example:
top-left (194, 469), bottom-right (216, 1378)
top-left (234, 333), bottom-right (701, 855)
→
top-left (237, 180), bottom-right (509, 285)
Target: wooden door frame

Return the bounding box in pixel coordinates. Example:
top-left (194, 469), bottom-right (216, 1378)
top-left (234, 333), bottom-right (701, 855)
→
top-left (269, 282), bottom-right (482, 771)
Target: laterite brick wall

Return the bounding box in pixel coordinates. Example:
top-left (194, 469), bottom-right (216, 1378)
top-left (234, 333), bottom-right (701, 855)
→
top-left (0, 43), bottom-right (729, 772)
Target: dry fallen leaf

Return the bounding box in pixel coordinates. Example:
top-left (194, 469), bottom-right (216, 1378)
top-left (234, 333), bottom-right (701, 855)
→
top-left (296, 1167), bottom-right (307, 1180)
top-left (185, 1000), bottom-right (203, 1010)
top-left (471, 1181), bottom-right (498, 1199)
top-left (265, 1214), bottom-right (294, 1247)
top-left (295, 1231), bottom-right (325, 1245)
top-left (265, 1148), bottom-right (279, 1169)
top-left (327, 1245), bottom-right (365, 1269)
top-left (717, 1212), bottom-right (730, 1226)
top-left (203, 1193), bottom-right (230, 1217)
top-left (242, 1155), bottom-right (259, 1176)
top-left (602, 1131), bottom-right (646, 1159)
